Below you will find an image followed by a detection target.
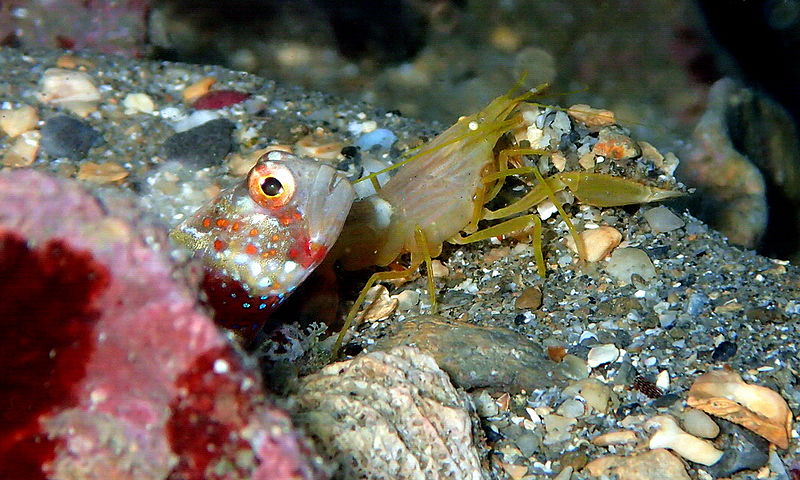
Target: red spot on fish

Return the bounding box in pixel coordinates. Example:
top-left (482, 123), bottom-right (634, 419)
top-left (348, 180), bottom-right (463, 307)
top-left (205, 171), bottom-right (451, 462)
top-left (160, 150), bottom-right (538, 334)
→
top-left (249, 228), bottom-right (259, 237)
top-left (202, 217), bottom-right (212, 229)
top-left (215, 218), bottom-right (229, 228)
top-left (200, 271), bottom-right (282, 344)
top-left (192, 90), bottom-right (250, 110)
top-left (244, 243), bottom-right (258, 255)
top-left (287, 235), bottom-right (329, 269)
top-left (231, 221), bottom-right (241, 232)
top-left (213, 239), bottom-right (226, 252)
top-left (0, 233), bottom-right (109, 480)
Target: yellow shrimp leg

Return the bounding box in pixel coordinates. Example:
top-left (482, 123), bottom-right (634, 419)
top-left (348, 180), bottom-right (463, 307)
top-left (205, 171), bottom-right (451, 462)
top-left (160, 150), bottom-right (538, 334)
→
top-left (450, 213), bottom-right (545, 276)
top-left (332, 226), bottom-right (436, 357)
top-left (485, 148), bottom-right (588, 262)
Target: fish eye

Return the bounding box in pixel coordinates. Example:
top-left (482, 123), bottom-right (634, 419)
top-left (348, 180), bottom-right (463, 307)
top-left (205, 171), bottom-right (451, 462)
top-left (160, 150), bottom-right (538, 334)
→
top-left (247, 160), bottom-right (296, 209)
top-left (261, 177), bottom-right (283, 197)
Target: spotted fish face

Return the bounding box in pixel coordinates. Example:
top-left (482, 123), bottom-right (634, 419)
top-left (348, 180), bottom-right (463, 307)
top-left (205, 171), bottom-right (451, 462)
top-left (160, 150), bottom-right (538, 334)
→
top-left (172, 150), bottom-right (354, 307)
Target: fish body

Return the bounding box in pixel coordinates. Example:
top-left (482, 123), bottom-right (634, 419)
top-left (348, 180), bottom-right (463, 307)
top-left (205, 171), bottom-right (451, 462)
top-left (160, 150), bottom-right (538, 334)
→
top-left (171, 149), bottom-right (354, 340)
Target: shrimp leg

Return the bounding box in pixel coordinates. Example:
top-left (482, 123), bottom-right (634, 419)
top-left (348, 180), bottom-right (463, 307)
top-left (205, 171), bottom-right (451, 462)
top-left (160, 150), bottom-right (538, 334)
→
top-left (332, 226), bottom-right (436, 357)
top-left (485, 148), bottom-right (588, 263)
top-left (450, 213), bottom-right (545, 276)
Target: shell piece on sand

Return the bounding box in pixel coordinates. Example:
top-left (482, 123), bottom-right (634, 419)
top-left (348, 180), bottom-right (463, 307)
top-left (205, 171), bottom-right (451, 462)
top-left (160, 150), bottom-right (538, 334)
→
top-left (687, 369), bottom-right (792, 449)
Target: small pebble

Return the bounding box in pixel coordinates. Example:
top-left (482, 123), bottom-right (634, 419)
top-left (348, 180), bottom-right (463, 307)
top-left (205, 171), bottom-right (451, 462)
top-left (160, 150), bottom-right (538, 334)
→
top-left (587, 343), bottom-right (620, 368)
top-left (515, 286), bottom-right (542, 310)
top-left (712, 340), bottom-right (738, 361)
top-left (558, 354), bottom-right (589, 380)
top-left (680, 409), bottom-right (720, 439)
top-left (393, 289), bottom-right (420, 311)
top-left (567, 104), bottom-right (616, 128)
top-left (605, 248), bottom-right (656, 284)
top-left (295, 134), bottom-right (344, 161)
top-left (37, 68), bottom-right (101, 117)
top-left (577, 379), bottom-right (611, 413)
top-left (162, 118), bottom-right (235, 168)
top-left (706, 420), bottom-right (770, 477)
top-left (557, 398), bottom-right (586, 418)
top-left (40, 115), bottom-right (103, 159)
top-left (565, 226), bottom-right (622, 262)
top-left (355, 128), bottom-right (397, 151)
top-left (2, 130), bottom-right (41, 167)
top-left (591, 127), bottom-right (640, 160)
top-left (183, 76), bottom-right (217, 103)
top-left (192, 89), bottom-right (250, 109)
top-left (591, 430), bottom-right (637, 446)
top-left (122, 93), bottom-right (155, 114)
top-left (0, 105), bottom-right (38, 137)
top-left (644, 206), bottom-right (685, 233)
top-left (77, 161), bottom-right (129, 183)
top-left (559, 447), bottom-right (588, 470)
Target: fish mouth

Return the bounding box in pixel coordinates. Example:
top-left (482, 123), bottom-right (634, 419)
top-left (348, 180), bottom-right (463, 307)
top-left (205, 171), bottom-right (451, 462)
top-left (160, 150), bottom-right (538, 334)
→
top-left (304, 165), bottom-right (355, 249)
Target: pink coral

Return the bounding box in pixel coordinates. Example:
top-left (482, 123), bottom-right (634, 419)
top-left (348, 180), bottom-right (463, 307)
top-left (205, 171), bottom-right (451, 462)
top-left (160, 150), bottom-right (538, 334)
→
top-left (0, 170), bottom-right (323, 480)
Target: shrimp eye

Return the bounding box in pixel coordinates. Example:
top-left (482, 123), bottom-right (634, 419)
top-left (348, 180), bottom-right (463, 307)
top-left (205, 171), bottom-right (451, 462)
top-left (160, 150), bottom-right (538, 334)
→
top-left (248, 160), bottom-right (296, 209)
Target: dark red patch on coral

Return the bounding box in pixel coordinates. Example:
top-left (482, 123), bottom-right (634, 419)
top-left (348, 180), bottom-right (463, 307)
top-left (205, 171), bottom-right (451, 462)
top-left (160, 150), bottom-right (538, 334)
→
top-left (0, 233), bottom-right (109, 480)
top-left (200, 270), bottom-right (282, 345)
top-left (192, 90), bottom-right (250, 110)
top-left (166, 348), bottom-right (258, 480)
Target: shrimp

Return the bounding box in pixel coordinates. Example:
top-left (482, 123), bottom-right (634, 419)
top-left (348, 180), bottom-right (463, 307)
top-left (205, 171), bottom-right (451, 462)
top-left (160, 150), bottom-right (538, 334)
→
top-left (171, 149), bottom-right (354, 344)
top-left (331, 83), bottom-right (682, 354)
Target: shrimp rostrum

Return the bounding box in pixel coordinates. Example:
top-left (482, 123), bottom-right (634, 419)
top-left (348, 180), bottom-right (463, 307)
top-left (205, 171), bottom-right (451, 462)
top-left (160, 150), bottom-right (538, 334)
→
top-left (331, 82), bottom-right (682, 354)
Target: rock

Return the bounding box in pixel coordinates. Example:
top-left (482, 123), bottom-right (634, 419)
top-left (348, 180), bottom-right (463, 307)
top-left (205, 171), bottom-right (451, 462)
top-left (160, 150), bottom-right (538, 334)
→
top-left (711, 339), bottom-right (738, 361)
top-left (706, 419), bottom-right (770, 477)
top-left (40, 114), bottom-right (103, 159)
top-left (591, 126), bottom-right (640, 160)
top-left (587, 343), bottom-right (620, 368)
top-left (584, 449), bottom-right (690, 480)
top-left (0, 170), bottom-right (323, 480)
top-left (643, 206), bottom-right (685, 233)
top-left (355, 128), bottom-right (398, 151)
top-left (375, 315), bottom-right (558, 391)
top-left (557, 398), bottom-right (586, 418)
top-left (567, 104), bottom-right (615, 129)
top-left (565, 226), bottom-right (622, 262)
top-left (161, 118), bottom-right (235, 168)
top-left (605, 248), bottom-right (657, 284)
top-left (76, 161), bottom-right (129, 184)
top-left (2, 130), bottom-right (41, 167)
top-left (687, 369), bottom-right (792, 448)
top-left (0, 104), bottom-right (38, 137)
top-left (564, 378), bottom-right (612, 413)
top-left (294, 346), bottom-right (486, 480)
top-left (122, 92), bottom-right (155, 114)
top-left (680, 409), bottom-right (720, 439)
top-left (515, 285), bottom-right (542, 309)
top-left (646, 415), bottom-right (723, 466)
top-left (183, 77), bottom-right (217, 103)
top-left (37, 68), bottom-right (101, 117)
top-left (591, 430), bottom-right (637, 446)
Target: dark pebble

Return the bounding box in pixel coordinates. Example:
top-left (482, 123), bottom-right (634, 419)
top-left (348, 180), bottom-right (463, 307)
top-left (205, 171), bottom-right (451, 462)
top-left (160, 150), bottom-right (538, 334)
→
top-left (650, 392), bottom-right (681, 408)
top-left (40, 114), bottom-right (103, 159)
top-left (707, 419), bottom-right (769, 477)
top-left (161, 119), bottom-right (235, 168)
top-left (712, 340), bottom-right (738, 361)
top-left (340, 145), bottom-right (360, 159)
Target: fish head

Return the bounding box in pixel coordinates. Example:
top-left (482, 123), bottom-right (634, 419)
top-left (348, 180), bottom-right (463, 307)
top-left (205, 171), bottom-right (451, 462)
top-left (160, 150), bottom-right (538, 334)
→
top-left (172, 149), bottom-right (354, 305)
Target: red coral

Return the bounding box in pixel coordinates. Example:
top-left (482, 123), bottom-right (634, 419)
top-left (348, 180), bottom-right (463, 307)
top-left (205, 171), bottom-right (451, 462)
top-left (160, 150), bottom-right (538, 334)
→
top-left (192, 90), bottom-right (250, 110)
top-left (0, 235), bottom-right (109, 480)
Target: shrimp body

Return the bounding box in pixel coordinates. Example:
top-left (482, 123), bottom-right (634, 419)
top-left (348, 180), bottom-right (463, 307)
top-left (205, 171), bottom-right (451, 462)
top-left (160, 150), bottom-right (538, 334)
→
top-left (172, 150), bottom-right (354, 341)
top-left (336, 88), bottom-right (530, 270)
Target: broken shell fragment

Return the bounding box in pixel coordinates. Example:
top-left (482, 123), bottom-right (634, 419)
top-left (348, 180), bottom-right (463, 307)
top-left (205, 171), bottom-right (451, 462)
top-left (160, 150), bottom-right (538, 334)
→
top-left (687, 369), bottom-right (792, 449)
top-left (2, 130), bottom-right (41, 167)
top-left (646, 415), bottom-right (723, 466)
top-left (0, 105), bottom-right (38, 137)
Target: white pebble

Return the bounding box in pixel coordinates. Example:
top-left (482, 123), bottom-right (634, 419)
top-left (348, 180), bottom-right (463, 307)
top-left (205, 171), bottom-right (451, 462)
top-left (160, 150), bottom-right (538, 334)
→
top-left (587, 343), bottom-right (620, 368)
top-left (173, 110), bottom-right (220, 132)
top-left (644, 206), bottom-right (685, 233)
top-left (605, 248), bottom-right (656, 284)
top-left (122, 93), bottom-right (155, 114)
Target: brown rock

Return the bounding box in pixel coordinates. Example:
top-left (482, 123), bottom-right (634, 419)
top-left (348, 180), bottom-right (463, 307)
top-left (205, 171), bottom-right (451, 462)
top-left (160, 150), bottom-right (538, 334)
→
top-left (515, 285), bottom-right (542, 309)
top-left (584, 449), bottom-right (690, 480)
